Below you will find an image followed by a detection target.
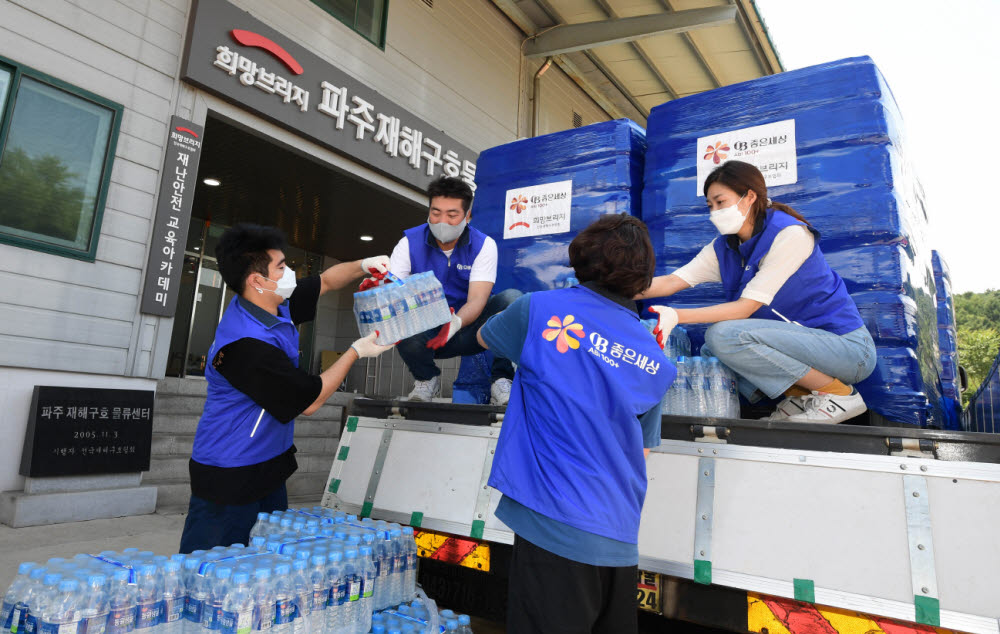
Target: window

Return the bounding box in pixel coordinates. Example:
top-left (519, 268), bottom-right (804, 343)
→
top-left (0, 56), bottom-right (122, 261)
top-left (311, 0), bottom-right (389, 48)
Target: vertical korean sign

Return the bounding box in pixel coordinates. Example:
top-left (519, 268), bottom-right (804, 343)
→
top-left (140, 116), bottom-right (204, 317)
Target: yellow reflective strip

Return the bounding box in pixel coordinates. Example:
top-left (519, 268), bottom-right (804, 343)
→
top-left (816, 606), bottom-right (885, 634)
top-left (748, 593), bottom-right (791, 634)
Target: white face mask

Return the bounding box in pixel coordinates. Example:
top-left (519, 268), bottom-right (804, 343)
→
top-left (260, 265), bottom-right (297, 299)
top-left (709, 194), bottom-right (748, 235)
top-left (428, 216), bottom-right (468, 244)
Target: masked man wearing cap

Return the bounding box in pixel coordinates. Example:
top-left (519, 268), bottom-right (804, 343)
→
top-left (384, 176), bottom-right (521, 405)
top-left (178, 223), bottom-right (394, 553)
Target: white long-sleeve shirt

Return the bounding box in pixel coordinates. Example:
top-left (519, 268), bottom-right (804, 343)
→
top-left (672, 225), bottom-right (815, 304)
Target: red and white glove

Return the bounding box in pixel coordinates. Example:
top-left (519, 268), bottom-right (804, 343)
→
top-left (358, 274), bottom-right (393, 292)
top-left (648, 305), bottom-right (679, 350)
top-left (426, 308), bottom-right (462, 350)
top-left (361, 255), bottom-right (390, 277)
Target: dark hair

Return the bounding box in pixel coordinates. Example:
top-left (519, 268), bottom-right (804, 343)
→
top-left (703, 160), bottom-right (809, 230)
top-left (569, 214), bottom-right (655, 298)
top-left (427, 176), bottom-right (474, 212)
top-left (215, 223), bottom-right (287, 295)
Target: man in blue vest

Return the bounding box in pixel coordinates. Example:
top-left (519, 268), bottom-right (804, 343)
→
top-left (178, 224), bottom-right (394, 553)
top-left (388, 176), bottom-right (521, 405)
top-left (477, 214), bottom-right (676, 633)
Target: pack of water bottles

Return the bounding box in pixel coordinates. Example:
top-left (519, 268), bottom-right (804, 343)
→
top-left (354, 272), bottom-right (451, 345)
top-left (2, 507), bottom-right (469, 634)
top-left (371, 601), bottom-right (472, 633)
top-left (662, 356), bottom-right (740, 419)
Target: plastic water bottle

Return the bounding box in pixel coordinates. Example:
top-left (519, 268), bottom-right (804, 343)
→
top-left (357, 546), bottom-right (376, 634)
top-left (388, 528), bottom-right (405, 607)
top-left (107, 568), bottom-right (136, 634)
top-left (218, 572), bottom-right (252, 634)
top-left (456, 614), bottom-right (472, 634)
top-left (183, 560), bottom-right (205, 634)
top-left (201, 567), bottom-right (232, 634)
top-left (134, 564), bottom-right (162, 634)
top-left (690, 357), bottom-right (708, 417)
top-left (401, 527), bottom-right (417, 603)
top-left (249, 514), bottom-right (270, 541)
top-left (341, 550), bottom-right (362, 633)
top-left (2, 562), bottom-right (36, 634)
top-left (288, 560), bottom-right (310, 634)
top-left (78, 573), bottom-right (109, 634)
top-left (445, 619), bottom-right (459, 632)
top-left (306, 556), bottom-right (326, 634)
top-left (322, 550), bottom-right (344, 633)
top-left (27, 574), bottom-right (61, 634)
top-left (162, 561), bottom-right (185, 634)
top-left (372, 531), bottom-right (391, 611)
top-left (673, 357), bottom-right (690, 415)
top-left (39, 578), bottom-right (80, 634)
top-left (271, 564), bottom-right (293, 634)
top-left (249, 568), bottom-right (274, 633)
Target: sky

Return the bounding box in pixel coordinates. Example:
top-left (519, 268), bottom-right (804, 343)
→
top-left (752, 0), bottom-right (1000, 293)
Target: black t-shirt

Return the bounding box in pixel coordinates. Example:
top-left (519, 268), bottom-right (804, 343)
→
top-left (189, 275), bottom-right (324, 505)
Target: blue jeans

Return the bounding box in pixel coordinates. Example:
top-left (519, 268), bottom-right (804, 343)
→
top-left (397, 289), bottom-right (522, 382)
top-left (178, 484), bottom-right (287, 553)
top-left (700, 320), bottom-right (877, 401)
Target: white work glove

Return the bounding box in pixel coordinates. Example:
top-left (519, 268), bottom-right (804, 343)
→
top-left (360, 255), bottom-right (390, 277)
top-left (426, 309), bottom-right (462, 350)
top-left (648, 305), bottom-right (679, 350)
top-left (350, 332), bottom-right (394, 358)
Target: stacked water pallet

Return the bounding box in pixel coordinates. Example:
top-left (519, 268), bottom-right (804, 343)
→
top-left (965, 355), bottom-right (1000, 433)
top-left (932, 251), bottom-right (962, 430)
top-left (474, 119), bottom-right (646, 293)
top-left (641, 56), bottom-right (942, 426)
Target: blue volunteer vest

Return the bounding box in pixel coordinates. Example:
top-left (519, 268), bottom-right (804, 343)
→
top-left (713, 210), bottom-right (864, 335)
top-left (404, 224), bottom-right (488, 310)
top-left (488, 286), bottom-right (676, 543)
top-left (191, 297), bottom-right (299, 468)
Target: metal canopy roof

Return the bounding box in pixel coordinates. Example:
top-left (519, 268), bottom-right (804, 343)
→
top-left (493, 0), bottom-right (783, 126)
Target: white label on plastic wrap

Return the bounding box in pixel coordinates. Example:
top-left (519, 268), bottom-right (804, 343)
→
top-left (502, 180), bottom-right (572, 239)
top-left (696, 119), bottom-right (797, 195)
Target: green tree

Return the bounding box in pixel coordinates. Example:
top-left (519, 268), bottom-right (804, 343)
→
top-left (957, 326), bottom-right (1000, 406)
top-left (0, 147), bottom-right (86, 243)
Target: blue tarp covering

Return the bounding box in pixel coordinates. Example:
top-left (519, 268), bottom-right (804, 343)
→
top-left (641, 56), bottom-right (942, 426)
top-left (474, 119), bottom-right (646, 293)
top-left (932, 250), bottom-right (962, 429)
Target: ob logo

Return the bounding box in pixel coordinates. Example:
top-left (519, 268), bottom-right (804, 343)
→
top-left (589, 332), bottom-right (609, 353)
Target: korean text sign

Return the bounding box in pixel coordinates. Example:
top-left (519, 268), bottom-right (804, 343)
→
top-left (180, 0), bottom-right (478, 193)
top-left (19, 386), bottom-right (155, 477)
top-left (140, 116), bottom-right (204, 317)
top-left (696, 119), bottom-right (797, 195)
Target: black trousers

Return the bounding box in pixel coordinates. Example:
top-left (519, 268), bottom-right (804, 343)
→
top-left (177, 484), bottom-right (287, 553)
top-left (506, 535), bottom-right (639, 634)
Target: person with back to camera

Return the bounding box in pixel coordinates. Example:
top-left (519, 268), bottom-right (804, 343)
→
top-left (178, 223), bottom-right (394, 553)
top-left (476, 214), bottom-right (676, 633)
top-left (642, 160), bottom-right (877, 424)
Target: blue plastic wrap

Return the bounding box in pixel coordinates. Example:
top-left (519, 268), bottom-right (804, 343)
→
top-left (932, 250), bottom-right (962, 429)
top-left (641, 56), bottom-right (942, 426)
top-left (451, 350), bottom-right (494, 405)
top-left (474, 119), bottom-right (646, 293)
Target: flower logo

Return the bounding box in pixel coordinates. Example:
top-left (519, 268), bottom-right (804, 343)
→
top-left (703, 141), bottom-right (730, 164)
top-left (509, 195), bottom-right (528, 214)
top-left (542, 315), bottom-right (585, 353)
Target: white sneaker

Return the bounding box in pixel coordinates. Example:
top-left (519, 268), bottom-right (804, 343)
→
top-left (490, 378), bottom-right (512, 406)
top-left (407, 376), bottom-right (441, 401)
top-left (784, 390), bottom-right (867, 424)
top-left (767, 395), bottom-right (809, 420)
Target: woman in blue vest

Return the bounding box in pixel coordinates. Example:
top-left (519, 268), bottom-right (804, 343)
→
top-left (644, 161), bottom-right (877, 424)
top-left (478, 214), bottom-right (675, 633)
